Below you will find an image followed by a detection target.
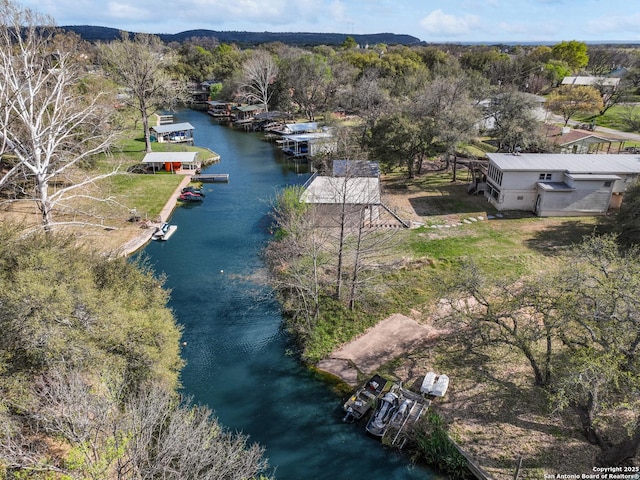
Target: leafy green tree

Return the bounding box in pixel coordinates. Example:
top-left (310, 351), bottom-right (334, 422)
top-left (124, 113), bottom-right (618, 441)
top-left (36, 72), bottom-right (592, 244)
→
top-left (280, 52), bottom-right (333, 121)
top-left (342, 36), bottom-right (358, 49)
top-left (368, 113), bottom-right (436, 178)
top-left (211, 43), bottom-right (245, 81)
top-left (174, 43), bottom-right (216, 82)
top-left (551, 40), bottom-right (589, 71)
top-left (544, 59), bottom-right (573, 86)
top-left (484, 88), bottom-right (544, 152)
top-left (546, 85), bottom-right (604, 127)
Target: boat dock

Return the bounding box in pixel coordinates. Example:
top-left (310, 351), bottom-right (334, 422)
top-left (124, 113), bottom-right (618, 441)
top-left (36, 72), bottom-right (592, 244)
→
top-left (191, 173), bottom-right (229, 183)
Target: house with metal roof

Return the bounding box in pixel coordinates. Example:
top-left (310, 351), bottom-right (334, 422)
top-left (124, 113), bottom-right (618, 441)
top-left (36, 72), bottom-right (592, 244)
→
top-left (150, 122), bottom-right (195, 144)
top-left (485, 152), bottom-right (640, 216)
top-left (543, 125), bottom-right (626, 154)
top-left (561, 76), bottom-right (620, 91)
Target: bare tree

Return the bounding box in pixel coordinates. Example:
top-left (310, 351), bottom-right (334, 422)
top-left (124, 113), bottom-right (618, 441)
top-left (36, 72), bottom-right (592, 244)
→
top-left (239, 49), bottom-right (278, 111)
top-left (0, 1), bottom-right (119, 233)
top-left (98, 32), bottom-right (184, 153)
top-left (29, 370), bottom-right (271, 480)
top-left (123, 386), bottom-right (270, 480)
top-left (264, 185), bottom-right (329, 334)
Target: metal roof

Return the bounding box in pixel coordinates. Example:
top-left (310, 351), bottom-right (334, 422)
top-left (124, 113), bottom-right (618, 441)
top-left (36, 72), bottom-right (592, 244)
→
top-left (285, 122), bottom-right (318, 133)
top-left (300, 176), bottom-right (380, 204)
top-left (488, 153), bottom-right (640, 174)
top-left (150, 122), bottom-right (195, 134)
top-left (282, 132), bottom-right (333, 142)
top-left (141, 152), bottom-right (198, 163)
top-left (332, 160), bottom-right (380, 177)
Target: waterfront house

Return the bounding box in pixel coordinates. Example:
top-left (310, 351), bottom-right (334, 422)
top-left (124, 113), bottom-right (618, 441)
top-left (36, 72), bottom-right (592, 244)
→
top-left (150, 122), bottom-right (195, 144)
top-left (485, 152), bottom-right (640, 216)
top-left (233, 104), bottom-right (265, 124)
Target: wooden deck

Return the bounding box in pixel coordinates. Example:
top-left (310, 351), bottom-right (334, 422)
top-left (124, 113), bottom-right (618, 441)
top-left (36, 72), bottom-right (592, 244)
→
top-left (191, 173), bottom-right (229, 183)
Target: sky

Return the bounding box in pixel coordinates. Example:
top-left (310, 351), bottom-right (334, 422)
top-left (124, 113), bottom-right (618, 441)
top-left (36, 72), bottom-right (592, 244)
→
top-left (17, 0), bottom-right (640, 44)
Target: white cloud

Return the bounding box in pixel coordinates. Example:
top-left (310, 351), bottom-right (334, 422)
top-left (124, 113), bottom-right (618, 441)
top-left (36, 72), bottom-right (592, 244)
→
top-left (106, 1), bottom-right (147, 20)
top-left (586, 12), bottom-right (640, 37)
top-left (419, 9), bottom-right (480, 37)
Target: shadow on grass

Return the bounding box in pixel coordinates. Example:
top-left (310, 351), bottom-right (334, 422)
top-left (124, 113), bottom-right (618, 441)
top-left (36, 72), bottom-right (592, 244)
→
top-left (523, 218), bottom-right (616, 255)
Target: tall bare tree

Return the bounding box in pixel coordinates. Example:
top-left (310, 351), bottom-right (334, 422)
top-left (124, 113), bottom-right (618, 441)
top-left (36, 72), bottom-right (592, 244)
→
top-left (98, 32), bottom-right (184, 153)
top-left (0, 1), bottom-right (119, 233)
top-left (239, 49), bottom-right (278, 111)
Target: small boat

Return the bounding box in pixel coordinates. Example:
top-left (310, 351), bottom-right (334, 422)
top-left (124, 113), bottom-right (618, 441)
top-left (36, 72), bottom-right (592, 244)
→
top-left (182, 186), bottom-right (205, 196)
top-left (365, 389), bottom-right (400, 437)
top-left (152, 222), bottom-right (177, 241)
top-left (342, 374), bottom-right (390, 423)
top-left (420, 372), bottom-right (449, 397)
top-left (178, 191), bottom-right (204, 202)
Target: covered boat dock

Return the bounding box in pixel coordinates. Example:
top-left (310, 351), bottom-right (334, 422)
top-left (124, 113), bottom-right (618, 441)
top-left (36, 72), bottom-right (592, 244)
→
top-left (150, 122), bottom-right (195, 144)
top-left (142, 151), bottom-right (201, 173)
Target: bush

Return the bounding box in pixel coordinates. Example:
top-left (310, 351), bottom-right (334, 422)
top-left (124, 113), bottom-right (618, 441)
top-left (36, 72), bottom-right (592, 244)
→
top-left (411, 412), bottom-right (472, 480)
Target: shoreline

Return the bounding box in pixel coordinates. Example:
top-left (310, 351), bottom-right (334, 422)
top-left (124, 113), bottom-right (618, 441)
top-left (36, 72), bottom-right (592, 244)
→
top-left (117, 175), bottom-right (193, 257)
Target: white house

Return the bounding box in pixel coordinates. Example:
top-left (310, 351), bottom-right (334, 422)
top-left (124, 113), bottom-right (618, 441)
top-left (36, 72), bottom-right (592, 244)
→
top-left (485, 152), bottom-right (640, 216)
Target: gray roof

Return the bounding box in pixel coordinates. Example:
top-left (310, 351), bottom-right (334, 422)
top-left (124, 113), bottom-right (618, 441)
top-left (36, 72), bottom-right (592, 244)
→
top-left (300, 176), bottom-right (380, 204)
top-left (488, 153), bottom-right (640, 174)
top-left (141, 152), bottom-right (199, 164)
top-left (332, 160), bottom-right (380, 177)
top-left (282, 132), bottom-right (332, 142)
top-left (285, 122), bottom-right (318, 133)
top-left (150, 122), bottom-right (194, 134)
top-left (561, 76), bottom-right (620, 87)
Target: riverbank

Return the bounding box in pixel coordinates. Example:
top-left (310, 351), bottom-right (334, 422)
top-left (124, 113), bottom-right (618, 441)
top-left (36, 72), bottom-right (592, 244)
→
top-left (116, 175), bottom-right (192, 257)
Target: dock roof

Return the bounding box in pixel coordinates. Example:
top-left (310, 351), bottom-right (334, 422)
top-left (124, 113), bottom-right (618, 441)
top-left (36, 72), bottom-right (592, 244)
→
top-left (141, 152), bottom-right (199, 164)
top-left (150, 122), bottom-right (195, 134)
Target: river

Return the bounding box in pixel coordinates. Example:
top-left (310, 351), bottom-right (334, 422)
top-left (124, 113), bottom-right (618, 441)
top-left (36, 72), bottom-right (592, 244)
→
top-left (141, 108), bottom-right (438, 480)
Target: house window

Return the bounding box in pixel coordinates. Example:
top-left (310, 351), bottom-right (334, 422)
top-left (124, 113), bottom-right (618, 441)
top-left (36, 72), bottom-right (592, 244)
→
top-left (539, 173), bottom-right (552, 180)
top-left (604, 181), bottom-right (612, 187)
top-left (517, 195), bottom-right (524, 200)
top-left (488, 164), bottom-right (503, 186)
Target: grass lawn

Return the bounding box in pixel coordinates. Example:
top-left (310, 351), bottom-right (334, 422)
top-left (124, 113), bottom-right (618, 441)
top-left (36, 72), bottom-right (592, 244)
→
top-left (575, 103), bottom-right (640, 134)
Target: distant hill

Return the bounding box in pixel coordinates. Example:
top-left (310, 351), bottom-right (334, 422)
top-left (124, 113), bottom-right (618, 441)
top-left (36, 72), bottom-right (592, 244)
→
top-left (60, 25), bottom-right (422, 46)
